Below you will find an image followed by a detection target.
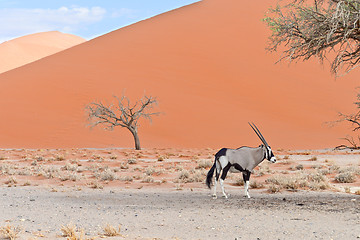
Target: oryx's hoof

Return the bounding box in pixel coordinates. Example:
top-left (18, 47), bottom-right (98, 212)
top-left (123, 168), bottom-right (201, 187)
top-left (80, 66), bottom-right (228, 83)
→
top-left (212, 194), bottom-right (217, 199)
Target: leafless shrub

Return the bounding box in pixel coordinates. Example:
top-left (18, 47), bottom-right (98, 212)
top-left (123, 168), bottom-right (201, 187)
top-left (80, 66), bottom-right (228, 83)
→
top-left (88, 181), bottom-right (103, 189)
top-left (335, 172), bottom-right (356, 183)
top-left (141, 175), bottom-right (154, 183)
top-left (119, 175), bottom-right (133, 182)
top-left (99, 169), bottom-right (117, 181)
top-left (120, 163), bottom-right (129, 170)
top-left (62, 163), bottom-right (78, 171)
top-left (178, 170), bottom-right (190, 181)
top-left (296, 164), bottom-right (304, 170)
top-left (268, 184), bottom-right (282, 193)
top-left (195, 159), bottom-right (213, 169)
top-left (127, 158), bottom-right (137, 164)
top-left (55, 155), bottom-right (66, 161)
top-left (234, 177), bottom-right (244, 186)
top-left (250, 180), bottom-right (264, 189)
top-left (4, 177), bottom-right (17, 186)
top-left (266, 170), bottom-right (330, 191)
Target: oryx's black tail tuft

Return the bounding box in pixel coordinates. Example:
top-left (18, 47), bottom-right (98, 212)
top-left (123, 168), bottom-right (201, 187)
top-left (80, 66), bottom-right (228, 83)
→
top-left (206, 163), bottom-right (216, 189)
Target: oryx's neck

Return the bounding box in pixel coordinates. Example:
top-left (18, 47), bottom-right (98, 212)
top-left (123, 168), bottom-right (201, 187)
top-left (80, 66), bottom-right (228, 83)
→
top-left (254, 146), bottom-right (266, 167)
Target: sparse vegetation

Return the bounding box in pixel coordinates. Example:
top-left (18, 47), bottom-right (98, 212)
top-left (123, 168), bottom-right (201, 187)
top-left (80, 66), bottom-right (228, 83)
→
top-left (335, 172), bottom-right (356, 183)
top-left (86, 93), bottom-right (161, 150)
top-left (102, 224), bottom-right (122, 237)
top-left (0, 225), bottom-right (21, 240)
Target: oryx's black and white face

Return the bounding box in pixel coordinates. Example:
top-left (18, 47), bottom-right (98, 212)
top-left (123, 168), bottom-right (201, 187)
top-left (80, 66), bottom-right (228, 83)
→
top-left (266, 146), bottom-right (276, 163)
top-left (249, 122), bottom-right (276, 163)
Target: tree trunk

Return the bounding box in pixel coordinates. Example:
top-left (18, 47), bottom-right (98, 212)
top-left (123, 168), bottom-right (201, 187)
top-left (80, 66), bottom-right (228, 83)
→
top-left (129, 128), bottom-right (141, 150)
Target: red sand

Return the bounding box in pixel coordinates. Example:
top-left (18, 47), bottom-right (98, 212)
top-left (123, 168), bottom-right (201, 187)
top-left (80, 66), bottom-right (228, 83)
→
top-left (0, 0), bottom-right (359, 150)
top-left (0, 31), bottom-right (86, 74)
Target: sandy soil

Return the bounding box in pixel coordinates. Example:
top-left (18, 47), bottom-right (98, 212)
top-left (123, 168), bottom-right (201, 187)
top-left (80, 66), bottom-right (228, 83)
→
top-left (0, 148), bottom-right (359, 239)
top-left (0, 187), bottom-right (359, 240)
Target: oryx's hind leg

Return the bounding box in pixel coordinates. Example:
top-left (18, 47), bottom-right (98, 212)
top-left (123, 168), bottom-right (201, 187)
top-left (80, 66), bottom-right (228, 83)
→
top-left (242, 171), bottom-right (251, 198)
top-left (213, 161), bottom-right (221, 199)
top-left (220, 163), bottom-right (231, 198)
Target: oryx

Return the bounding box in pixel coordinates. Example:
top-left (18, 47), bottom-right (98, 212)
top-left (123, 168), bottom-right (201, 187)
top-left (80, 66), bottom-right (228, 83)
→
top-left (206, 122), bottom-right (276, 198)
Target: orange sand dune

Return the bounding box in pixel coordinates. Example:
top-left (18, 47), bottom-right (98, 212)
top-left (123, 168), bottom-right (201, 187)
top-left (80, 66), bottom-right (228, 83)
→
top-left (0, 0), bottom-right (359, 150)
top-left (0, 31), bottom-right (86, 74)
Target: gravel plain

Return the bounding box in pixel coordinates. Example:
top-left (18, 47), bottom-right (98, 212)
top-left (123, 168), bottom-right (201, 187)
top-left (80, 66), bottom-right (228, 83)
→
top-left (0, 186), bottom-right (359, 240)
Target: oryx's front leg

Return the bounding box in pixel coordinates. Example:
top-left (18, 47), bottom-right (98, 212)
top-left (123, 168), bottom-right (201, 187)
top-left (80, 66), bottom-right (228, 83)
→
top-left (243, 171), bottom-right (251, 198)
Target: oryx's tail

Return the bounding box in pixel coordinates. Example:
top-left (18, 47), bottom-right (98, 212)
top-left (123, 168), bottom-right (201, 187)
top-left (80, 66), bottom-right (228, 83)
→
top-left (206, 162), bottom-right (216, 189)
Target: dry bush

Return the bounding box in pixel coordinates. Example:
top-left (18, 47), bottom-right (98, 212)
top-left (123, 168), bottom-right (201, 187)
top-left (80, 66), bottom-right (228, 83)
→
top-left (268, 184), bottom-right (282, 193)
top-left (127, 158), bottom-right (137, 164)
top-left (195, 159), bottom-right (213, 169)
top-left (250, 180), bottom-right (264, 189)
top-left (102, 224), bottom-right (121, 237)
top-left (191, 169), bottom-right (206, 183)
top-left (55, 155), bottom-right (66, 161)
top-left (0, 225), bottom-right (21, 240)
top-left (144, 167), bottom-right (163, 176)
top-left (178, 170), bottom-right (190, 182)
top-left (255, 162), bottom-right (272, 176)
top-left (99, 169), bottom-right (117, 181)
top-left (295, 164), bottom-right (304, 170)
top-left (120, 163), bottom-right (129, 169)
top-left (4, 177), bottom-right (18, 186)
top-left (266, 170), bottom-right (330, 191)
top-left (141, 175), bottom-right (154, 183)
top-left (338, 166), bottom-right (360, 175)
top-left (88, 181), bottom-right (103, 189)
top-left (62, 163), bottom-right (78, 171)
top-left (234, 177), bottom-right (244, 186)
top-left (119, 175), bottom-right (133, 182)
top-left (335, 172), bottom-right (356, 183)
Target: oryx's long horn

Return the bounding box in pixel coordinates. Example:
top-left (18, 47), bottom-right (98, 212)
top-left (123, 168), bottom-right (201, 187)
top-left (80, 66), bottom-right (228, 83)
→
top-left (248, 122), bottom-right (269, 147)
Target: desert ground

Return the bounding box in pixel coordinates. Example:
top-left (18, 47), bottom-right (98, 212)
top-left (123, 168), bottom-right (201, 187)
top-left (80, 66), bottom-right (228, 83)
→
top-left (0, 147), bottom-right (359, 239)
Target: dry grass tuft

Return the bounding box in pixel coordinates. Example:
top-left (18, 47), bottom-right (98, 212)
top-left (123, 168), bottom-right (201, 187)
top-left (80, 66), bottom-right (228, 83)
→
top-left (61, 223), bottom-right (77, 238)
top-left (102, 224), bottom-right (122, 237)
top-left (60, 223), bottom-right (87, 240)
top-left (0, 225), bottom-right (21, 240)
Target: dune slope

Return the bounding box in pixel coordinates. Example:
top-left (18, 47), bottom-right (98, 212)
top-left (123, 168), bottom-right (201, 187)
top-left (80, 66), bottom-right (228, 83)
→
top-left (0, 31), bottom-right (86, 74)
top-left (0, 0), bottom-right (359, 149)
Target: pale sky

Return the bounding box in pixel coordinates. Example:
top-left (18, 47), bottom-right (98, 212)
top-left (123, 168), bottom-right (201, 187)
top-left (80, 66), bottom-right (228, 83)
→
top-left (0, 0), bottom-right (200, 43)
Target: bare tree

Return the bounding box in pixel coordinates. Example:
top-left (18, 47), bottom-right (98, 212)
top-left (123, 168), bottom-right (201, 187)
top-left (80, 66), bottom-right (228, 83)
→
top-left (264, 0), bottom-right (360, 76)
top-left (86, 94), bottom-right (160, 150)
top-left (334, 92), bottom-right (360, 149)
